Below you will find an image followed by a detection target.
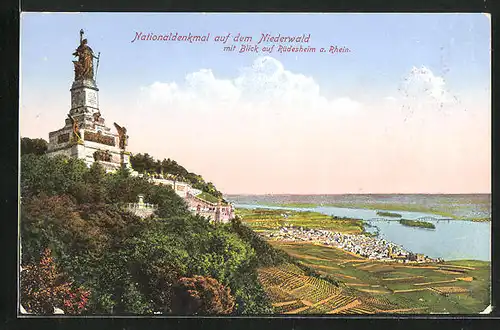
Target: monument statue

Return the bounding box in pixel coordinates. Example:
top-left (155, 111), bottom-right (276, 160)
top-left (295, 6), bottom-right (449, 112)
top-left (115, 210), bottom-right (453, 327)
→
top-left (67, 114), bottom-right (82, 142)
top-left (72, 29), bottom-right (100, 81)
top-left (114, 122), bottom-right (128, 149)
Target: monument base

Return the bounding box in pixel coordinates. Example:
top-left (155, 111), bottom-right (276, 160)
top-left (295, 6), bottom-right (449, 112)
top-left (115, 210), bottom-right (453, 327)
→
top-left (47, 113), bottom-right (132, 172)
top-left (46, 142), bottom-right (132, 172)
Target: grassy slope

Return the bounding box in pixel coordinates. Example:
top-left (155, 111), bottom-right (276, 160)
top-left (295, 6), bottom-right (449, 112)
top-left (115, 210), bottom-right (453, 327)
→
top-left (197, 191), bottom-right (219, 203)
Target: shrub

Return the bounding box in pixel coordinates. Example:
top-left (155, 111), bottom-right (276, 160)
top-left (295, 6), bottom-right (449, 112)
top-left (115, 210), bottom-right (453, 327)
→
top-left (171, 275), bottom-right (235, 315)
top-left (20, 248), bottom-right (91, 315)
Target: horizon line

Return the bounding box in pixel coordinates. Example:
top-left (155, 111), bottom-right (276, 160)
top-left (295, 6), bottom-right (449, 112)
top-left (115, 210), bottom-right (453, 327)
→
top-left (224, 192), bottom-right (491, 196)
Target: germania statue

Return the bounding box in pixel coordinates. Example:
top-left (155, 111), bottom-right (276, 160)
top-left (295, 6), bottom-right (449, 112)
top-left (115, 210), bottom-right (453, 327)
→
top-left (72, 29), bottom-right (100, 81)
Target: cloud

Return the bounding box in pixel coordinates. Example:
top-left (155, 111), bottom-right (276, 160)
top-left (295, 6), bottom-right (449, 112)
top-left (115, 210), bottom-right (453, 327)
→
top-left (140, 56), bottom-right (361, 114)
top-left (400, 66), bottom-right (450, 102)
top-left (397, 65), bottom-right (460, 116)
top-left (141, 70), bottom-right (241, 107)
top-left (132, 56), bottom-right (364, 186)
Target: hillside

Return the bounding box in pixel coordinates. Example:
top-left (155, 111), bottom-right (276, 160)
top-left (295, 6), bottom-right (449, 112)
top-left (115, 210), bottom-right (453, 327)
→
top-left (19, 152), bottom-right (271, 315)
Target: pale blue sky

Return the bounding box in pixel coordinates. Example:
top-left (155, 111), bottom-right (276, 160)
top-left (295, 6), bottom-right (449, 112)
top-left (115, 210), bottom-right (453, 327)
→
top-left (21, 13), bottom-right (490, 103)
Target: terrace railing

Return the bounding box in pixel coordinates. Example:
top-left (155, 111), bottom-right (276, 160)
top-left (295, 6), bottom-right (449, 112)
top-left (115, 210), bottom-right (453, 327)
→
top-left (127, 203), bottom-right (158, 210)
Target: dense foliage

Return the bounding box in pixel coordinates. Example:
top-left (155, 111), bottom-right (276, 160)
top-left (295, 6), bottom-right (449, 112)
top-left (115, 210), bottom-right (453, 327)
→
top-left (20, 248), bottom-right (91, 314)
top-left (19, 137), bottom-right (224, 199)
top-left (20, 153), bottom-right (272, 315)
top-left (21, 137), bottom-right (48, 156)
top-left (130, 153), bottom-right (224, 199)
top-left (230, 218), bottom-right (293, 267)
top-left (171, 275), bottom-right (235, 315)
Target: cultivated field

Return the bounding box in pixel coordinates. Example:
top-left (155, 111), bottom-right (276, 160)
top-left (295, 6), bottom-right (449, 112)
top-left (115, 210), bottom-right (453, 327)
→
top-left (258, 262), bottom-right (403, 314)
top-left (264, 241), bottom-right (490, 314)
top-left (235, 208), bottom-right (365, 234)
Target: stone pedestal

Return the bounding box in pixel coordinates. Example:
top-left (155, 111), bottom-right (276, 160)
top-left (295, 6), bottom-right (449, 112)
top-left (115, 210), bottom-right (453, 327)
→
top-left (46, 78), bottom-right (132, 172)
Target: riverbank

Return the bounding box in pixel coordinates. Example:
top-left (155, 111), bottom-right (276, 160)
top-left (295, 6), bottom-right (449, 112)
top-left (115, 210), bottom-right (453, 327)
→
top-left (227, 194), bottom-right (490, 222)
top-left (259, 202), bottom-right (490, 222)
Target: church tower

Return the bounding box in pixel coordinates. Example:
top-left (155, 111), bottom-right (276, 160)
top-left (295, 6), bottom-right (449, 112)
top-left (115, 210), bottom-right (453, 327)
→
top-left (46, 29), bottom-right (132, 172)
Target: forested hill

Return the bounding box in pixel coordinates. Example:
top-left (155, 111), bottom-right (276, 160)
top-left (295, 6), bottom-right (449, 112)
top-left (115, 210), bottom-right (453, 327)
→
top-left (20, 137), bottom-right (224, 199)
top-left (19, 152), bottom-right (274, 315)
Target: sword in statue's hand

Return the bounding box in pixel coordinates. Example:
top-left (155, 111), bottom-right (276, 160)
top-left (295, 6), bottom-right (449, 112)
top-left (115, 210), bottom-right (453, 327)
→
top-left (95, 52), bottom-right (101, 81)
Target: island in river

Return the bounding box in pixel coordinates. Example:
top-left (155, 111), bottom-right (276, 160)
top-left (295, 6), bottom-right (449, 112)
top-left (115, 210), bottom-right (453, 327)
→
top-left (376, 211), bottom-right (402, 218)
top-left (399, 219), bottom-right (436, 229)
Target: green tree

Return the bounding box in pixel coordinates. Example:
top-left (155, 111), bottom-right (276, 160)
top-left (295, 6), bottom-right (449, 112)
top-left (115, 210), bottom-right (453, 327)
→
top-left (74, 162), bottom-right (108, 204)
top-left (146, 184), bottom-right (190, 219)
top-left (21, 194), bottom-right (90, 265)
top-left (103, 173), bottom-right (151, 205)
top-left (21, 154), bottom-right (88, 198)
top-left (189, 229), bottom-right (254, 285)
top-left (21, 137), bottom-right (48, 156)
top-left (128, 225), bottom-right (191, 313)
top-left (129, 153), bottom-right (155, 174)
top-left (130, 152), bottom-right (224, 197)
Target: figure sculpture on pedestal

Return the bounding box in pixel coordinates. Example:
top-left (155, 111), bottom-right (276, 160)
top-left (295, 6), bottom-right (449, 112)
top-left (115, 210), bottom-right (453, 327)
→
top-left (114, 122), bottom-right (128, 150)
top-left (72, 29), bottom-right (100, 81)
top-left (93, 111), bottom-right (101, 122)
top-left (67, 114), bottom-right (82, 143)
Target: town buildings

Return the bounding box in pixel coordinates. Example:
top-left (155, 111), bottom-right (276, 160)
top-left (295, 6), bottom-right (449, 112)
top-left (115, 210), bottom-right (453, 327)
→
top-left (266, 226), bottom-right (439, 263)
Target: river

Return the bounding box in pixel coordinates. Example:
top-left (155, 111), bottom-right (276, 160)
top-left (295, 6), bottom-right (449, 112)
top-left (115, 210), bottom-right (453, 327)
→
top-left (234, 203), bottom-right (491, 261)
